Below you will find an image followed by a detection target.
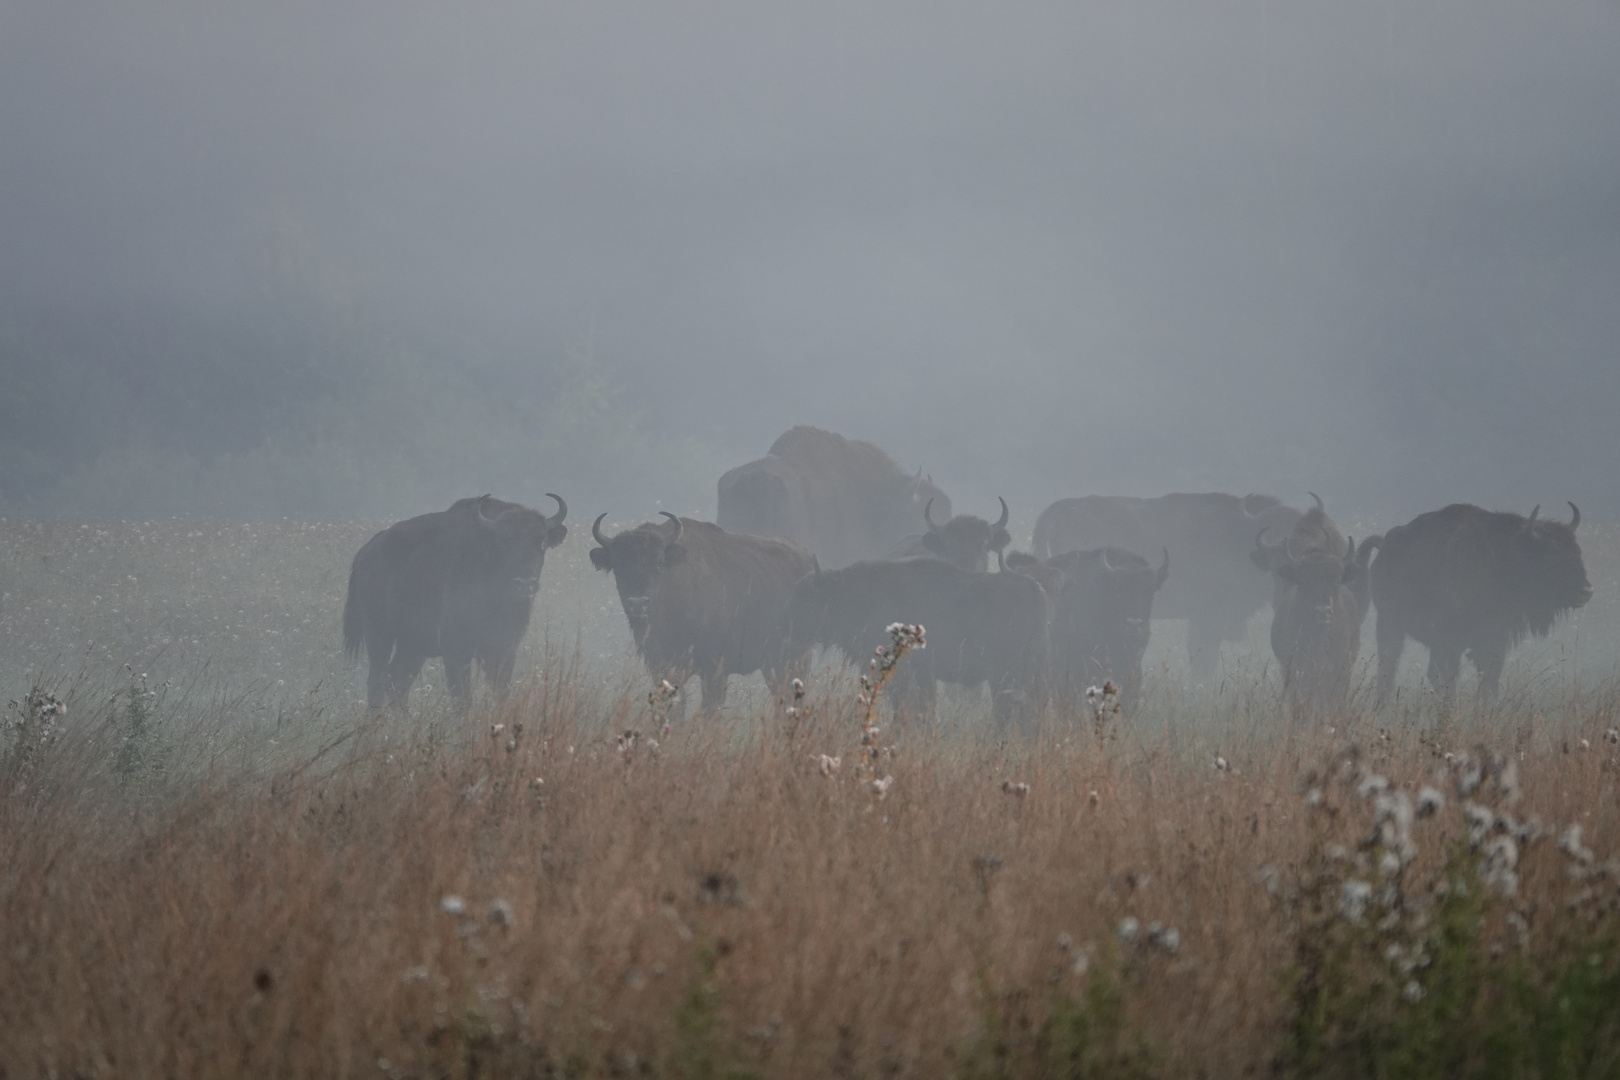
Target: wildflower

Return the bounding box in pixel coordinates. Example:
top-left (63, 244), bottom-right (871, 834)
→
top-left (1416, 786), bottom-right (1445, 818)
top-left (1379, 850), bottom-right (1403, 876)
top-left (1258, 864), bottom-right (1280, 897)
top-left (489, 899), bottom-right (514, 929)
top-left (1088, 789), bottom-right (1100, 807)
top-left (871, 775), bottom-right (894, 799)
top-left (1357, 773), bottom-right (1390, 799)
top-left (1304, 787), bottom-right (1325, 807)
top-left (1579, 738), bottom-right (1591, 751)
top-left (1148, 924), bottom-right (1181, 954)
top-left (440, 895), bottom-right (467, 916)
top-left (1117, 916), bottom-right (1140, 946)
top-left (815, 754), bottom-right (841, 777)
top-left (1496, 758), bottom-right (1520, 803)
top-left (1456, 755), bottom-right (1483, 797)
top-left (1464, 803), bottom-right (1495, 848)
top-left (1214, 754), bottom-right (1230, 772)
top-left (1403, 980), bottom-right (1424, 1004)
top-left (1557, 824), bottom-right (1594, 864)
top-left (1480, 835), bottom-right (1520, 897)
top-left (529, 777), bottom-right (544, 789)
top-left (1340, 879), bottom-right (1373, 923)
top-left (1001, 780), bottom-right (1030, 797)
top-left (1607, 728), bottom-right (1619, 745)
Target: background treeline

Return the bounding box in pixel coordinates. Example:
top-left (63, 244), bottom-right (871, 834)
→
top-left (0, 226), bottom-right (725, 522)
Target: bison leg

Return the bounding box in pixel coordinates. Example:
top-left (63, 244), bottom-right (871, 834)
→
top-left (1468, 641), bottom-right (1509, 700)
top-left (1425, 644), bottom-right (1463, 703)
top-left (443, 652), bottom-right (475, 705)
top-left (1374, 612), bottom-right (1406, 706)
top-left (699, 668), bottom-right (729, 712)
top-left (365, 639), bottom-right (393, 708)
top-left (483, 648), bottom-right (519, 699)
top-left (386, 651), bottom-right (427, 709)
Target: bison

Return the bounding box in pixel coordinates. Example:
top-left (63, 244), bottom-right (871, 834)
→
top-left (784, 557), bottom-right (1051, 729)
top-left (590, 512), bottom-right (817, 710)
top-left (717, 426), bottom-right (951, 568)
top-left (1250, 495), bottom-right (1377, 714)
top-left (1371, 502), bottom-right (1592, 703)
top-left (1031, 493), bottom-right (1301, 673)
top-left (1006, 546), bottom-right (1169, 713)
top-left (343, 494), bottom-right (569, 708)
top-left (886, 497), bottom-right (1013, 572)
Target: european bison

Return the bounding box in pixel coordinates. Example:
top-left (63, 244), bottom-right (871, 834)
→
top-left (1371, 502), bottom-right (1591, 703)
top-left (886, 497), bottom-right (1013, 572)
top-left (785, 557), bottom-right (1051, 729)
top-left (590, 512), bottom-right (816, 710)
top-left (1251, 495), bottom-right (1377, 714)
top-left (1032, 493), bottom-right (1300, 673)
top-left (1006, 546), bottom-right (1169, 713)
top-left (343, 494), bottom-right (569, 708)
top-left (717, 426), bottom-right (950, 568)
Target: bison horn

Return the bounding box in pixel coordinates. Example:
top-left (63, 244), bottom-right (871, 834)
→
top-left (592, 512), bottom-right (612, 547)
top-left (1309, 492), bottom-right (1324, 514)
top-left (924, 497), bottom-right (942, 532)
top-left (993, 496), bottom-right (1009, 531)
top-left (1254, 526), bottom-right (1278, 553)
top-left (1241, 494), bottom-right (1264, 518)
top-left (1568, 502), bottom-right (1581, 531)
top-left (545, 493), bottom-right (567, 525)
top-left (995, 549), bottom-right (1006, 572)
top-left (1099, 548), bottom-right (1116, 572)
top-left (660, 511), bottom-right (683, 543)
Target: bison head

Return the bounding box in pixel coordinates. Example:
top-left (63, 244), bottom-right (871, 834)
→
top-left (920, 497), bottom-right (1012, 573)
top-left (590, 512), bottom-right (688, 643)
top-left (1517, 503), bottom-right (1593, 623)
top-left (472, 493), bottom-right (568, 597)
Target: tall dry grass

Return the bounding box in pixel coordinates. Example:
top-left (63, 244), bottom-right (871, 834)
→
top-left (3, 517), bottom-right (1620, 1076)
top-left (3, 661), bottom-right (1618, 1078)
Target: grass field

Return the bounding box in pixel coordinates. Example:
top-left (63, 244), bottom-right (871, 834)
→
top-left (2, 514), bottom-right (1618, 1077)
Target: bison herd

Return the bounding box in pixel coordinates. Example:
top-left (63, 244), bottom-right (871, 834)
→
top-left (344, 426), bottom-right (1593, 723)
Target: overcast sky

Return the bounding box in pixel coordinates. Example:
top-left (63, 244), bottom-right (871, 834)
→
top-left (3, 1), bottom-right (1617, 521)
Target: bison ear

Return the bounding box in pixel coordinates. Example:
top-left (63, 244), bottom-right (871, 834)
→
top-left (663, 543), bottom-right (688, 567)
top-left (546, 523), bottom-right (569, 548)
top-left (588, 546), bottom-right (613, 571)
top-left (921, 532), bottom-right (944, 553)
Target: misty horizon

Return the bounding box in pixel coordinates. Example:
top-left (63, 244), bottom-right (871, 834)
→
top-left (3, 1), bottom-right (1616, 524)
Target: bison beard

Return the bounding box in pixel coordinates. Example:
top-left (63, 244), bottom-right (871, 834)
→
top-left (342, 494), bottom-right (568, 708)
top-left (589, 513), bottom-right (816, 711)
top-left (1371, 502), bottom-right (1592, 703)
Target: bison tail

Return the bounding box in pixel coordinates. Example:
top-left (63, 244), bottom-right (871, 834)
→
top-left (342, 565), bottom-right (364, 662)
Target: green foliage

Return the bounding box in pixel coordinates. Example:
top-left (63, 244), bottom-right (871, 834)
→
top-left (1280, 842), bottom-right (1620, 1080)
top-left (113, 673), bottom-right (165, 786)
top-left (671, 945), bottom-right (760, 1080)
top-left (955, 960), bottom-right (1159, 1080)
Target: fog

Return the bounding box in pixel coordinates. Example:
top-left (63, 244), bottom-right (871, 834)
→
top-left (3, 1), bottom-right (1617, 523)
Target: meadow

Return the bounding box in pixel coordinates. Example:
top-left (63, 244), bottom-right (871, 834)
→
top-left (2, 514), bottom-right (1619, 1078)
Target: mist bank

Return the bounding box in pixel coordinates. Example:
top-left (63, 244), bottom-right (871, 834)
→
top-left (3, 1), bottom-right (1617, 521)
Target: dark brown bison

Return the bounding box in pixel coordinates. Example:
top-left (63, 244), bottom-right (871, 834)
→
top-left (886, 497), bottom-right (1013, 572)
top-left (717, 426), bottom-right (950, 568)
top-left (784, 557), bottom-right (1051, 728)
top-left (1006, 546), bottom-right (1169, 713)
top-left (1250, 495), bottom-right (1377, 713)
top-left (343, 494), bottom-right (569, 707)
top-left (1031, 493), bottom-right (1301, 673)
top-left (590, 512), bottom-right (817, 710)
top-left (1371, 502), bottom-right (1592, 703)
